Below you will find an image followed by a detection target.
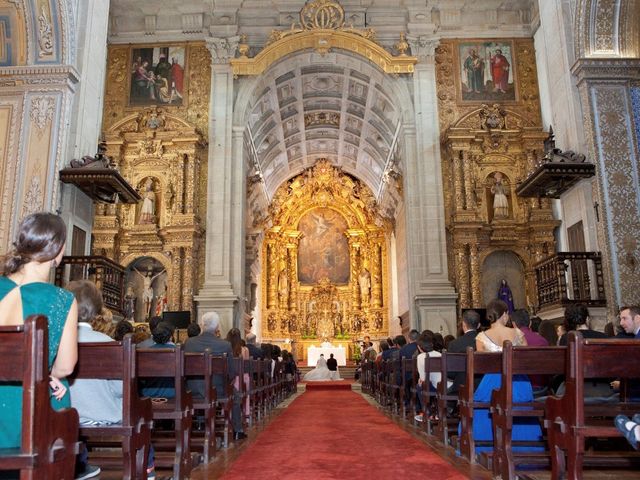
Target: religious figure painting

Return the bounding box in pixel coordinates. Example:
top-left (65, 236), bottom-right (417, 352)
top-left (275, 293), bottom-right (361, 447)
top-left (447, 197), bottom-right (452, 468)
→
top-left (129, 45), bottom-right (187, 106)
top-left (297, 208), bottom-right (350, 285)
top-left (457, 40), bottom-right (517, 102)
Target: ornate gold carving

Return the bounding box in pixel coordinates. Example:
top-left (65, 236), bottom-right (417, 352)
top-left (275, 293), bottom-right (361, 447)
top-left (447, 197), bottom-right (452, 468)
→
top-left (303, 111), bottom-right (340, 128)
top-left (231, 1), bottom-right (415, 76)
top-left (261, 160), bottom-right (390, 349)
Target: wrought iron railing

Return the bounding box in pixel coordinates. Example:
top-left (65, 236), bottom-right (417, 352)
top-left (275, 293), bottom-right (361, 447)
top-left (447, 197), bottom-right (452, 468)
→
top-left (535, 252), bottom-right (606, 309)
top-left (55, 256), bottom-right (125, 313)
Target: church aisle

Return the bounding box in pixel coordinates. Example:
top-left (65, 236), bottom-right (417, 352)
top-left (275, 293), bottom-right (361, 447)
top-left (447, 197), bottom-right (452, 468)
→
top-left (197, 386), bottom-right (473, 480)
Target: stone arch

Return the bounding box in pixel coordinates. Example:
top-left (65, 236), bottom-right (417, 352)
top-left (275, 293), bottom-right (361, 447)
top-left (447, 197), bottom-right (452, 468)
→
top-left (480, 249), bottom-right (526, 309)
top-left (574, 0), bottom-right (640, 59)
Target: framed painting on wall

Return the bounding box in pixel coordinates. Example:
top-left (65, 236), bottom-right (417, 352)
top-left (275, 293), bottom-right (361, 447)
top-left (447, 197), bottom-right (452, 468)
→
top-left (129, 45), bottom-right (187, 106)
top-left (456, 40), bottom-right (517, 103)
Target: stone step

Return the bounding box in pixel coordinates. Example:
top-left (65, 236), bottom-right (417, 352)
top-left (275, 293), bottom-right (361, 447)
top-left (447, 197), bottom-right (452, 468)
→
top-left (298, 365), bottom-right (358, 379)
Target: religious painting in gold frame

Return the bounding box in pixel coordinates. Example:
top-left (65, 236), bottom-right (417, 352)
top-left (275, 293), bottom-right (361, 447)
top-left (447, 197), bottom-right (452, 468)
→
top-left (455, 39), bottom-right (518, 103)
top-left (128, 44), bottom-right (189, 107)
top-left (297, 208), bottom-right (350, 285)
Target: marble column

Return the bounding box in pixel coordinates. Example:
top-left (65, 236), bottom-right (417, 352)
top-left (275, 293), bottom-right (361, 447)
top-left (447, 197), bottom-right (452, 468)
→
top-left (572, 59), bottom-right (640, 311)
top-left (195, 36), bottom-right (244, 333)
top-left (406, 36), bottom-right (458, 335)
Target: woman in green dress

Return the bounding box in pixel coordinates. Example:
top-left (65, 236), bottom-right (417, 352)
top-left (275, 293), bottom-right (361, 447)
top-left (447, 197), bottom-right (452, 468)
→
top-left (0, 212), bottom-right (78, 448)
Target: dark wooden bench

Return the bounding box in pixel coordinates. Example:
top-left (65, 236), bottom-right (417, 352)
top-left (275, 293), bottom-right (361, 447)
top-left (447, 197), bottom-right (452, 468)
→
top-left (184, 351), bottom-right (217, 463)
top-left (137, 345), bottom-right (193, 479)
top-left (210, 354), bottom-right (233, 448)
top-left (421, 354), bottom-right (442, 436)
top-left (458, 348), bottom-right (502, 462)
top-left (436, 352), bottom-right (466, 446)
top-left (490, 343), bottom-right (566, 480)
top-left (0, 315), bottom-right (79, 479)
top-left (71, 335), bottom-right (153, 479)
top-left (401, 358), bottom-right (417, 419)
top-left (545, 332), bottom-right (640, 480)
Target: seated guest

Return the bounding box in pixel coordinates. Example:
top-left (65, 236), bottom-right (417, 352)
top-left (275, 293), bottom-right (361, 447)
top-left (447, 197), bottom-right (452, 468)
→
top-left (186, 322), bottom-right (201, 338)
top-left (113, 319), bottom-right (134, 341)
top-left (227, 327), bottom-right (250, 417)
top-left (432, 333), bottom-right (445, 353)
top-left (399, 329), bottom-right (419, 359)
top-left (67, 280), bottom-right (118, 479)
top-left (139, 322), bottom-right (176, 399)
top-left (558, 304), bottom-right (607, 345)
top-left (137, 315), bottom-right (163, 348)
top-left (414, 336), bottom-right (436, 422)
top-left (461, 299), bottom-right (542, 454)
top-left (245, 333), bottom-right (263, 359)
top-left (0, 213), bottom-right (78, 453)
top-left (530, 316), bottom-right (542, 333)
top-left (511, 309), bottom-right (549, 394)
top-left (443, 334), bottom-right (455, 350)
top-left (183, 312), bottom-right (246, 441)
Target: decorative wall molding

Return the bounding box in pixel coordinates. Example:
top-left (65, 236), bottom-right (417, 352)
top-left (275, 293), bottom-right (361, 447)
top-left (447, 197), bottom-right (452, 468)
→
top-left (29, 95), bottom-right (55, 132)
top-left (572, 58), bottom-right (640, 84)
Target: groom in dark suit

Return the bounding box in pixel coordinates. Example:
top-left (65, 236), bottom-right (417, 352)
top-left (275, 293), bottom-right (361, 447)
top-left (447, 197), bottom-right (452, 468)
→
top-left (447, 309), bottom-right (480, 393)
top-left (326, 353), bottom-right (338, 372)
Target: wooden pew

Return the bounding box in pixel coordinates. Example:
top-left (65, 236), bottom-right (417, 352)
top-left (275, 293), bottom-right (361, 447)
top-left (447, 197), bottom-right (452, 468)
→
top-left (72, 335), bottom-right (153, 479)
top-left (490, 343), bottom-right (566, 480)
top-left (421, 354), bottom-right (442, 436)
top-left (401, 358), bottom-right (417, 419)
top-left (184, 351), bottom-right (217, 463)
top-left (436, 352), bottom-right (466, 446)
top-left (210, 355), bottom-right (233, 448)
top-left (545, 332), bottom-right (640, 480)
top-left (243, 358), bottom-right (258, 425)
top-left (137, 345), bottom-right (193, 479)
top-left (458, 348), bottom-right (502, 462)
top-left (0, 315), bottom-right (79, 479)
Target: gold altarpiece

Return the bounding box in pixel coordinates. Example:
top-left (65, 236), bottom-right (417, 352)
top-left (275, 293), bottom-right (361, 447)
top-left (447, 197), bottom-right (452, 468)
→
top-left (261, 161), bottom-right (390, 361)
top-left (435, 40), bottom-right (559, 310)
top-left (92, 108), bottom-right (207, 314)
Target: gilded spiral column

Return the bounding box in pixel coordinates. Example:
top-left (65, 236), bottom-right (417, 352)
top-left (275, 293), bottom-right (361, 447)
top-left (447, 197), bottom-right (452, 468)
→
top-left (469, 243), bottom-right (481, 307)
top-left (174, 155), bottom-right (185, 214)
top-left (462, 151), bottom-right (475, 210)
top-left (171, 248), bottom-right (182, 310)
top-left (185, 154), bottom-right (196, 214)
top-left (371, 238), bottom-right (383, 309)
top-left (182, 246), bottom-right (194, 313)
top-left (349, 236), bottom-right (362, 308)
top-left (266, 238), bottom-right (277, 310)
top-left (456, 244), bottom-right (471, 308)
top-left (452, 150), bottom-right (464, 211)
top-left (287, 233), bottom-right (300, 311)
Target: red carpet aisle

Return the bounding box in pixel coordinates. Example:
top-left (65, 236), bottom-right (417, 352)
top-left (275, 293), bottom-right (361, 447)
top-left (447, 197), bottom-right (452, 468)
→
top-left (221, 388), bottom-right (468, 480)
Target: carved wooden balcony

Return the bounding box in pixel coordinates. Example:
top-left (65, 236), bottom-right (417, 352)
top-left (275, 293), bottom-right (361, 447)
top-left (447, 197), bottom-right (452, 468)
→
top-left (54, 256), bottom-right (125, 314)
top-left (534, 252), bottom-right (606, 310)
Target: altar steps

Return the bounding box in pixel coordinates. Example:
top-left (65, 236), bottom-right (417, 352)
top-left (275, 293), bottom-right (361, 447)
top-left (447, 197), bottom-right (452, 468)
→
top-left (298, 365), bottom-right (358, 380)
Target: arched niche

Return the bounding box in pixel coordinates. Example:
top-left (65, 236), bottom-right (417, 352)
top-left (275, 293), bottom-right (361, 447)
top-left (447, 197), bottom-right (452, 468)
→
top-left (124, 256), bottom-right (168, 323)
top-left (484, 171), bottom-right (513, 223)
top-left (480, 250), bottom-right (526, 310)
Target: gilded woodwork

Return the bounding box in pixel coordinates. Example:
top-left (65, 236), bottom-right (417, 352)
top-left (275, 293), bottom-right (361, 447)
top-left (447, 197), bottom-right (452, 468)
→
top-left (230, 0), bottom-right (416, 76)
top-left (436, 38), bottom-right (558, 311)
top-left (261, 160), bottom-right (390, 345)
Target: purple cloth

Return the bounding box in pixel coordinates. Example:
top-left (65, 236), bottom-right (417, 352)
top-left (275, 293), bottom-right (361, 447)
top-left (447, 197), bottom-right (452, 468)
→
top-left (519, 326), bottom-right (549, 347)
top-left (498, 282), bottom-right (515, 313)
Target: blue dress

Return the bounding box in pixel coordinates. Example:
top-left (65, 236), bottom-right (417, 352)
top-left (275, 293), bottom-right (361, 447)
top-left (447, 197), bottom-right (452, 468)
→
top-left (0, 277), bottom-right (74, 448)
top-left (461, 330), bottom-right (544, 453)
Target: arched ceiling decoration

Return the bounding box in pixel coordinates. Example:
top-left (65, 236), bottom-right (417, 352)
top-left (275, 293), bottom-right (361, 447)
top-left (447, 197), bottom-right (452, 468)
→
top-left (243, 49), bottom-right (404, 202)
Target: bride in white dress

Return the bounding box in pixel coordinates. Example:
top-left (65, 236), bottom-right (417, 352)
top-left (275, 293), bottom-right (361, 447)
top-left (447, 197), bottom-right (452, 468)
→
top-left (303, 354), bottom-right (333, 381)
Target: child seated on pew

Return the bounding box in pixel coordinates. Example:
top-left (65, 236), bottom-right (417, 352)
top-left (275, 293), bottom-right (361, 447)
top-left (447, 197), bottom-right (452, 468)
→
top-left (139, 322), bottom-right (176, 399)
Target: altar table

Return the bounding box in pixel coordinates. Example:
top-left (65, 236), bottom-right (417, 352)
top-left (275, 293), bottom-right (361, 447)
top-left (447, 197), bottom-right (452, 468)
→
top-left (307, 345), bottom-right (347, 366)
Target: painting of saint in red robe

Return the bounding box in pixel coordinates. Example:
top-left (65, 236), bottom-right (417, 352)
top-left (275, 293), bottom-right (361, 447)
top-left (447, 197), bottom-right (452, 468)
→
top-left (458, 40), bottom-right (516, 102)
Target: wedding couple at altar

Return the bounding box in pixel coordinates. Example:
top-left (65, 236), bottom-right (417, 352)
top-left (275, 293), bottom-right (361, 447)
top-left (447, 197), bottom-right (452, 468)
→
top-left (304, 353), bottom-right (343, 381)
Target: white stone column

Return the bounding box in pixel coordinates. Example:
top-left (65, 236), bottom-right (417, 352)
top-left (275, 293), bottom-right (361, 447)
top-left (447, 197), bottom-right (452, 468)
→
top-left (406, 37), bottom-right (458, 335)
top-left (195, 36), bottom-right (244, 334)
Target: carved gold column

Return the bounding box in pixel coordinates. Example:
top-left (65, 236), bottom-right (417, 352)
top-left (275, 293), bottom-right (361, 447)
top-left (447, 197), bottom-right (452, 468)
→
top-left (174, 155), bottom-right (185, 214)
top-left (371, 237), bottom-right (383, 309)
top-left (452, 150), bottom-right (464, 211)
top-left (287, 232), bottom-right (301, 311)
top-left (456, 244), bottom-right (471, 308)
top-left (182, 246), bottom-right (194, 312)
top-left (171, 248), bottom-right (182, 310)
top-left (462, 151), bottom-right (475, 210)
top-left (349, 235), bottom-right (362, 308)
top-left (266, 237), bottom-right (277, 310)
top-left (185, 154), bottom-right (196, 214)
top-left (469, 243), bottom-right (481, 307)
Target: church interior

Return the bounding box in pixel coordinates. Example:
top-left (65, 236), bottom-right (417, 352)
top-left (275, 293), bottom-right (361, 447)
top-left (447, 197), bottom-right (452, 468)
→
top-left (2, 0), bottom-right (640, 478)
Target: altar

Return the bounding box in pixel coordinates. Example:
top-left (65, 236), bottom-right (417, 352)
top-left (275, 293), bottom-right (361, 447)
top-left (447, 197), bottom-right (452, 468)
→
top-left (307, 344), bottom-right (347, 366)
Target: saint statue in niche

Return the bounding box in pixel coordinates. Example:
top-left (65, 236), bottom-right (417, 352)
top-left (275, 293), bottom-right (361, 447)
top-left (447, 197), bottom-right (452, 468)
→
top-left (358, 268), bottom-right (371, 304)
top-left (277, 269), bottom-right (289, 303)
top-left (491, 172), bottom-right (509, 219)
top-left (497, 279), bottom-right (515, 313)
top-left (138, 178), bottom-right (157, 224)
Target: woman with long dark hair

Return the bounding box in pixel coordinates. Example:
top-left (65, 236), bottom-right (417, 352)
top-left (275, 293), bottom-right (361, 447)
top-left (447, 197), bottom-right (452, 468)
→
top-left (0, 213), bottom-right (78, 449)
top-left (227, 328), bottom-right (250, 417)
